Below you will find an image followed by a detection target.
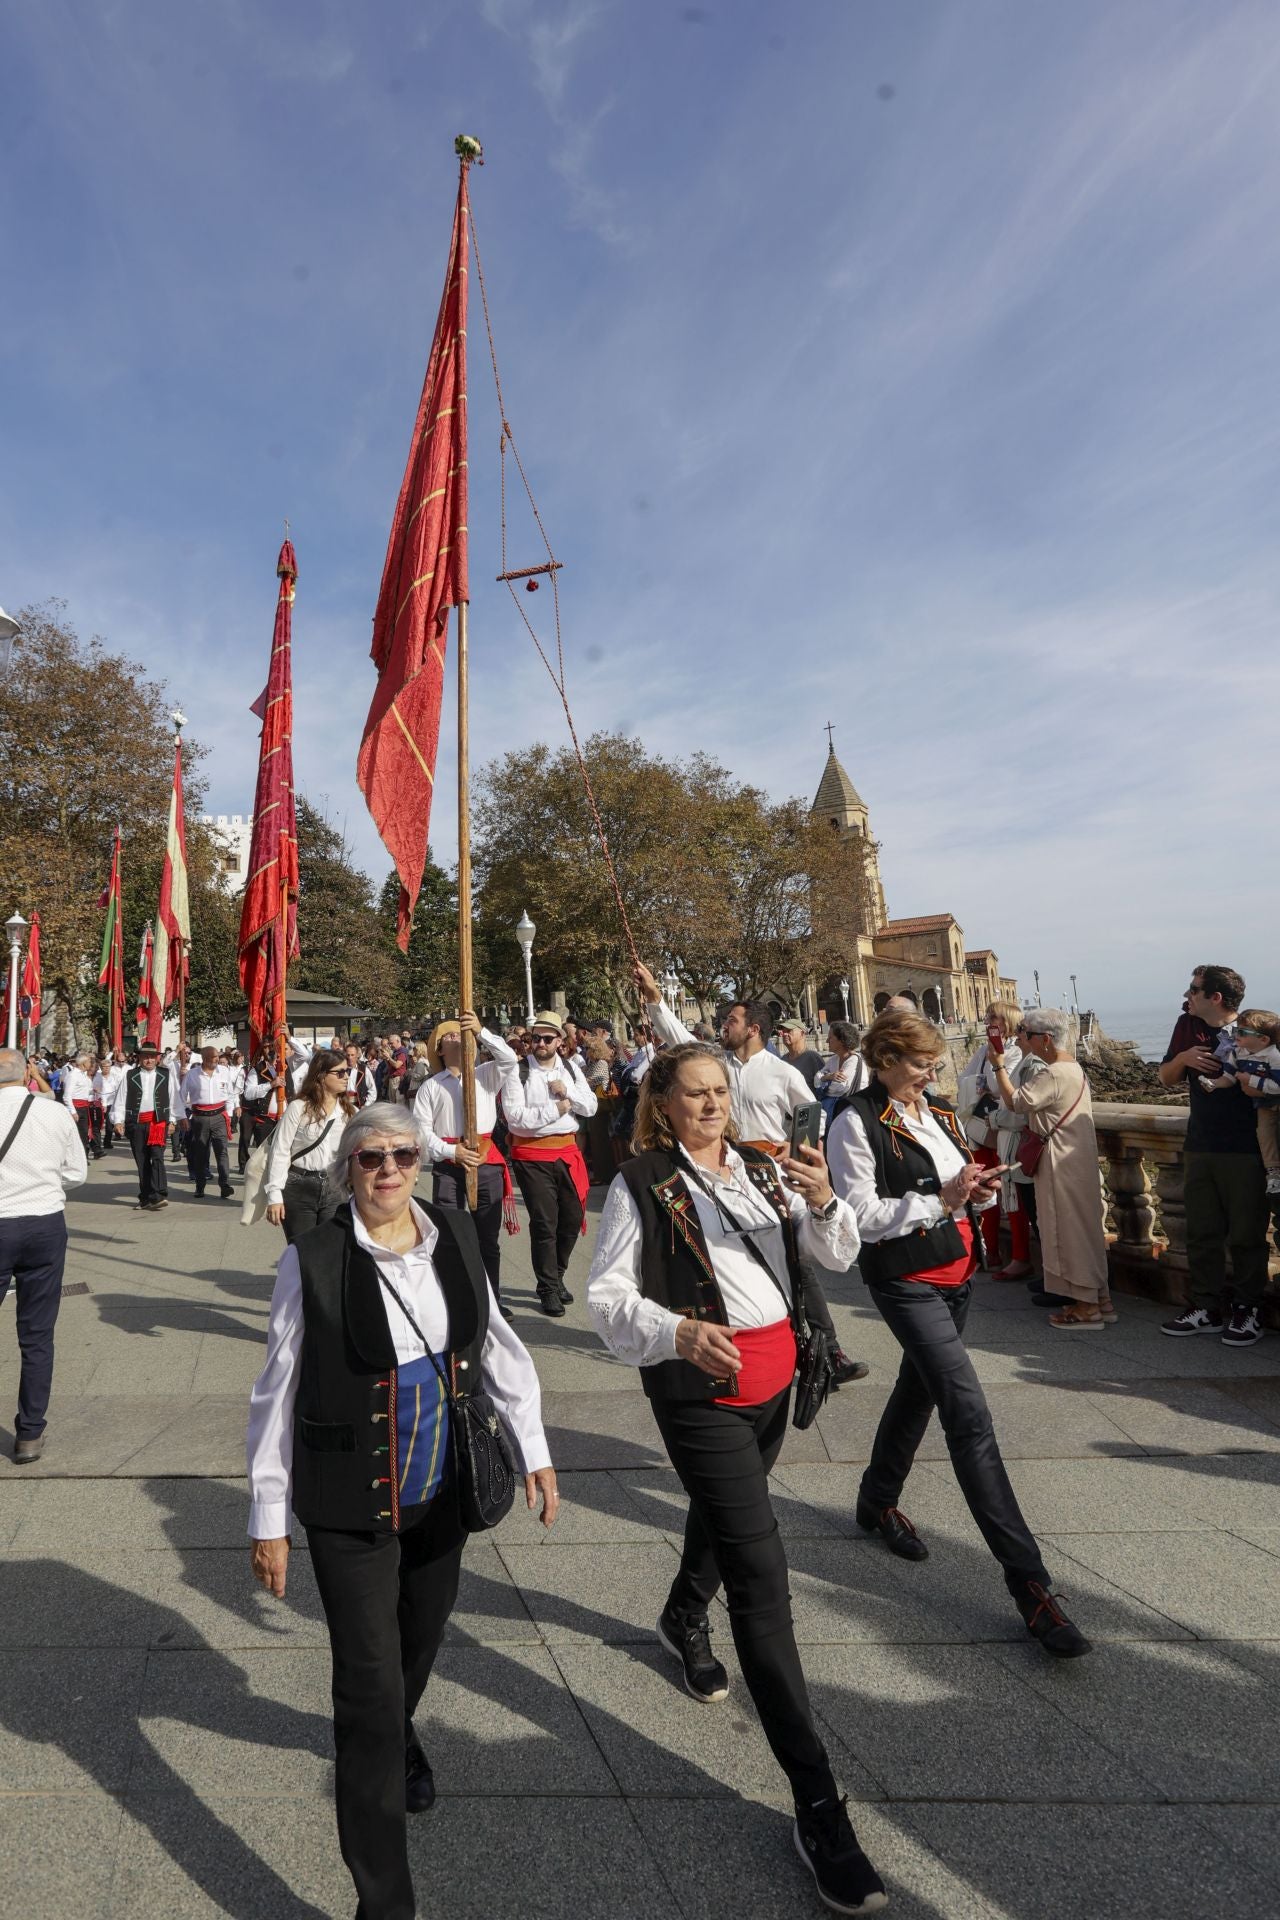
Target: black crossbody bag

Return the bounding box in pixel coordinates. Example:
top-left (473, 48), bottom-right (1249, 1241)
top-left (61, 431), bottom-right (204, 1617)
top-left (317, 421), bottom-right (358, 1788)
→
top-left (376, 1269), bottom-right (517, 1532)
top-left (683, 1166), bottom-right (839, 1432)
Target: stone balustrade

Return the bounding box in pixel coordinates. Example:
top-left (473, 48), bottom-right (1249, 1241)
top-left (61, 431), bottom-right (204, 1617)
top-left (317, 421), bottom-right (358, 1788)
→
top-left (1092, 1101), bottom-right (1189, 1303)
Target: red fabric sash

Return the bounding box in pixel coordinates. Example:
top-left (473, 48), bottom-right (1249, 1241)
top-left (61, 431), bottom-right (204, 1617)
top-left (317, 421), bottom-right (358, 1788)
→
top-left (72, 1099), bottom-right (91, 1110)
top-left (192, 1103), bottom-right (234, 1139)
top-left (714, 1317), bottom-right (797, 1408)
top-left (443, 1133), bottom-right (521, 1237)
top-left (510, 1135), bottom-right (590, 1233)
top-left (903, 1214), bottom-right (977, 1289)
top-left (138, 1110), bottom-right (168, 1149)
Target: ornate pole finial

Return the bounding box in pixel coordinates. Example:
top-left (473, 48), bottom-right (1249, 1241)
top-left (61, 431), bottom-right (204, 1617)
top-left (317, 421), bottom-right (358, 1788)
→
top-left (454, 133), bottom-right (484, 167)
top-left (171, 706), bottom-right (187, 739)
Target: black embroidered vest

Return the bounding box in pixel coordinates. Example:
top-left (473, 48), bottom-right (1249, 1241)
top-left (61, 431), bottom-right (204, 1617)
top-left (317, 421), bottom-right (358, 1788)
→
top-left (840, 1082), bottom-right (978, 1284)
top-left (290, 1200), bottom-right (489, 1535)
top-left (124, 1067), bottom-right (170, 1124)
top-left (618, 1146), bottom-right (802, 1404)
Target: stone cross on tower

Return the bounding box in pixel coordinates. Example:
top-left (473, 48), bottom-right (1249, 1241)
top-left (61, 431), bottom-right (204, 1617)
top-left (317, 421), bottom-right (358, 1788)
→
top-left (824, 721), bottom-right (835, 751)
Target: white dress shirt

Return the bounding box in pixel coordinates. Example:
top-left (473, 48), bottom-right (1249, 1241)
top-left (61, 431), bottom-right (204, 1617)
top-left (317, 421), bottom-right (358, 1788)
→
top-left (826, 1096), bottom-right (996, 1243)
top-left (180, 1065), bottom-right (238, 1118)
top-left (0, 1082), bottom-right (88, 1218)
top-left (501, 1054), bottom-right (598, 1137)
top-left (109, 1067), bottom-right (163, 1128)
top-left (587, 1142), bottom-right (860, 1368)
top-left (649, 1001), bottom-right (813, 1144)
top-left (102, 1063), bottom-right (126, 1108)
top-left (264, 1099), bottom-right (347, 1205)
top-left (246, 1196), bottom-right (552, 1537)
top-left (61, 1066), bottom-right (94, 1108)
top-left (414, 1030), bottom-right (521, 1162)
top-left (168, 1056), bottom-right (193, 1115)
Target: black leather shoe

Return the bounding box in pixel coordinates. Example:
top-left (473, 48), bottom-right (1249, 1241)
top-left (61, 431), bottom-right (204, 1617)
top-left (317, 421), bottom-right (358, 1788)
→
top-left (830, 1348), bottom-right (870, 1388)
top-left (13, 1435), bottom-right (44, 1465)
top-left (1014, 1580), bottom-right (1091, 1658)
top-left (405, 1736), bottom-right (436, 1813)
top-left (556, 1282), bottom-right (574, 1305)
top-left (219, 1185), bottom-right (234, 1199)
top-left (536, 1288), bottom-right (565, 1318)
top-left (855, 1500), bottom-right (929, 1561)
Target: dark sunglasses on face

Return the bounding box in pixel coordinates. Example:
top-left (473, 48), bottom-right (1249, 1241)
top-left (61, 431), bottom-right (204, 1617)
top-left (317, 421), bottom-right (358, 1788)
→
top-left (530, 1033), bottom-right (559, 1044)
top-left (352, 1146), bottom-right (420, 1172)
top-left (1237, 1028), bottom-right (1268, 1039)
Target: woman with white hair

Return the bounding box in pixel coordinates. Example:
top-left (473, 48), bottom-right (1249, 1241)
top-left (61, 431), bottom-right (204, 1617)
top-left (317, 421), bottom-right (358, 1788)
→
top-left (988, 1010), bottom-right (1114, 1329)
top-left (248, 1101), bottom-right (558, 1920)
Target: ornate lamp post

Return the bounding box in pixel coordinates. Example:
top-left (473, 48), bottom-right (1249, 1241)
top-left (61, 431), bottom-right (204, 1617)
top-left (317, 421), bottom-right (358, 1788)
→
top-left (514, 910), bottom-right (535, 1021)
top-left (6, 912), bottom-right (27, 1049)
top-left (838, 975), bottom-right (851, 1021)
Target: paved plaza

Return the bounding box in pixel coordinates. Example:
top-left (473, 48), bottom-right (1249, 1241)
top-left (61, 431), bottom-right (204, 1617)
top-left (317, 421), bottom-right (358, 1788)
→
top-left (3, 1151), bottom-right (1280, 1918)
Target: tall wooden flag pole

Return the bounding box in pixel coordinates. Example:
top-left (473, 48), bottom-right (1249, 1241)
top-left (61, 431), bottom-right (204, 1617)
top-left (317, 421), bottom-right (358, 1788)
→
top-left (359, 134), bottom-right (479, 1208)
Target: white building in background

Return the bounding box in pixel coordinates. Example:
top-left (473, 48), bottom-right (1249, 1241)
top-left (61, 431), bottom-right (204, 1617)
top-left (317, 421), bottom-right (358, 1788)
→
top-left (201, 813), bottom-right (253, 893)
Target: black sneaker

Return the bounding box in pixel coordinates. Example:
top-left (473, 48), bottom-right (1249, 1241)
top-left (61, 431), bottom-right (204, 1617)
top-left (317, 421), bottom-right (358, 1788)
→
top-left (1160, 1307), bottom-right (1224, 1337)
top-left (556, 1281), bottom-right (574, 1305)
top-left (405, 1734), bottom-right (435, 1813)
top-left (830, 1349), bottom-right (870, 1389)
top-left (1222, 1304), bottom-right (1264, 1347)
top-left (536, 1288), bottom-right (565, 1318)
top-left (1013, 1581), bottom-right (1091, 1658)
top-left (656, 1604), bottom-right (729, 1704)
top-left (793, 1795), bottom-right (888, 1915)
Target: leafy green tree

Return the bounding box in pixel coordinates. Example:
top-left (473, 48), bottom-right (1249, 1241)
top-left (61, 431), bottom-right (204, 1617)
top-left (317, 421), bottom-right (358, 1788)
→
top-left (293, 798), bottom-right (399, 1017)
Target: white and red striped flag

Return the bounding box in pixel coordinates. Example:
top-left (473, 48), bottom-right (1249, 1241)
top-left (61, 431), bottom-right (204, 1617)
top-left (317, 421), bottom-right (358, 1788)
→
top-left (148, 736), bottom-right (190, 1045)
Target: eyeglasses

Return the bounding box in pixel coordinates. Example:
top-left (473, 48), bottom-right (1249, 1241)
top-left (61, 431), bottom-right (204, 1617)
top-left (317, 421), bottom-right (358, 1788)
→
top-left (529, 1033), bottom-right (560, 1044)
top-left (326, 1067), bottom-right (348, 1076)
top-left (1237, 1027), bottom-right (1268, 1039)
top-left (351, 1146), bottom-right (420, 1172)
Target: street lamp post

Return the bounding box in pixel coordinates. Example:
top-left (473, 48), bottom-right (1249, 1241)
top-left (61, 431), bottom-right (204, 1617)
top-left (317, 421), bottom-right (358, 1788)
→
top-left (514, 911), bottom-right (535, 1021)
top-left (5, 912), bottom-right (27, 1050)
top-left (1070, 973), bottom-right (1080, 1017)
top-left (838, 975), bottom-right (851, 1021)
top-left (0, 608), bottom-right (23, 677)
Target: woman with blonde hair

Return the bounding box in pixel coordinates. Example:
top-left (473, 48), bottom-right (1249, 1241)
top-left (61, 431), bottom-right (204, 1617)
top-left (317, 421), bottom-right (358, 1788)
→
top-left (264, 1049), bottom-right (356, 1243)
top-left (827, 1007), bottom-right (1089, 1658)
top-left (586, 1042), bottom-right (886, 1915)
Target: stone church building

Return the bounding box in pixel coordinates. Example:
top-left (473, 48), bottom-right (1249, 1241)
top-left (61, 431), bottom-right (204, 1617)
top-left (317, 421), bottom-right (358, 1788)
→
top-left (809, 742), bottom-right (1018, 1029)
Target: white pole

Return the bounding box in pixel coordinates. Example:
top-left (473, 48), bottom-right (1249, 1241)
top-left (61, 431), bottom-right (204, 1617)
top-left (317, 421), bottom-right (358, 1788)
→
top-left (523, 947), bottom-right (535, 1022)
top-left (5, 915), bottom-right (26, 1050)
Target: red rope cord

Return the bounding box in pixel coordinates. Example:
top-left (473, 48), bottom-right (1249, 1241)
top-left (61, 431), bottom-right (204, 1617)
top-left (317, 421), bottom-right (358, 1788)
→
top-left (467, 199), bottom-right (642, 974)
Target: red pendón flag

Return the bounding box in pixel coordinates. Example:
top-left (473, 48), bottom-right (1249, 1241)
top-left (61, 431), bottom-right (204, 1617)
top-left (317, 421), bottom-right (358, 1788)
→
top-left (358, 162), bottom-right (470, 950)
top-left (97, 827), bottom-right (126, 1052)
top-left (149, 737), bottom-right (190, 1045)
top-left (135, 922), bottom-right (155, 1043)
top-left (20, 909), bottom-right (42, 1041)
top-left (238, 540), bottom-right (300, 1056)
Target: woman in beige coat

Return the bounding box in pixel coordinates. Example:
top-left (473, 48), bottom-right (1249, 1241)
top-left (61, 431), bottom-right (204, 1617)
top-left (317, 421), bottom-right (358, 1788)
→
top-left (989, 1010), bottom-right (1115, 1329)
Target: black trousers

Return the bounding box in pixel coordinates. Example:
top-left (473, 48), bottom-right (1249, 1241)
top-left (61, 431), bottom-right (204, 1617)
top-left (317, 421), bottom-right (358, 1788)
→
top-left (306, 1492), bottom-right (466, 1920)
top-left (862, 1276), bottom-right (1048, 1591)
top-left (653, 1387), bottom-right (837, 1807)
top-left (511, 1158), bottom-right (582, 1296)
top-left (189, 1112), bottom-right (232, 1194)
top-left (0, 1212), bottom-right (68, 1439)
top-left (71, 1105), bottom-right (93, 1157)
top-left (127, 1121), bottom-right (168, 1205)
top-left (1184, 1151), bottom-right (1270, 1311)
top-left (281, 1168), bottom-right (339, 1246)
top-left (432, 1161), bottom-right (504, 1296)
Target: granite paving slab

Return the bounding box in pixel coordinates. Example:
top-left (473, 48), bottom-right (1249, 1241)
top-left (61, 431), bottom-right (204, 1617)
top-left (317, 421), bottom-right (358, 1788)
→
top-left (497, 1539), bottom-right (682, 1643)
top-left (1044, 1528), bottom-right (1280, 1639)
top-left (0, 1648), bottom-right (147, 1790)
top-left (416, 1643), bottom-right (618, 1794)
top-left (0, 1794), bottom-right (126, 1920)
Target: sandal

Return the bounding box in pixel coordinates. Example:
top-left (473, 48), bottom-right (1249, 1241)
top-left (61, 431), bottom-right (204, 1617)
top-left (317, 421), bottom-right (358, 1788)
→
top-left (1098, 1299), bottom-right (1119, 1324)
top-left (1048, 1305), bottom-right (1105, 1329)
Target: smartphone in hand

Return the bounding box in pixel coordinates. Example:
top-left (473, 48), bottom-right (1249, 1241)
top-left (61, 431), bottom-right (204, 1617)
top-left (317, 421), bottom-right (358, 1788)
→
top-left (986, 1021), bottom-right (1004, 1053)
top-left (789, 1101), bottom-right (821, 1156)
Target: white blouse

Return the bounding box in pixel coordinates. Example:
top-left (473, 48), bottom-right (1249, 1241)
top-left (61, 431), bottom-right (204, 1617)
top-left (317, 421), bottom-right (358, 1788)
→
top-left (264, 1098), bottom-right (347, 1205)
top-left (586, 1143), bottom-right (860, 1368)
top-left (414, 1029), bottom-right (522, 1161)
top-left (826, 1096), bottom-right (996, 1243)
top-left (246, 1197), bottom-right (551, 1538)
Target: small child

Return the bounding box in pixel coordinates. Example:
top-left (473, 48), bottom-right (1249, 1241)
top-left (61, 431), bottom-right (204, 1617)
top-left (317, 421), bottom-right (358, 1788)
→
top-left (1199, 1007), bottom-right (1280, 1195)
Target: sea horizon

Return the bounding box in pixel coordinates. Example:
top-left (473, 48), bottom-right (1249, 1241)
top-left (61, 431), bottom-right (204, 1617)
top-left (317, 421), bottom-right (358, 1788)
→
top-left (1093, 1006), bottom-right (1179, 1063)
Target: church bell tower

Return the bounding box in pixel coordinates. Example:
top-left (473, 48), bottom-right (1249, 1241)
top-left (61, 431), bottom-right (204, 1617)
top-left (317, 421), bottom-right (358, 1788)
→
top-left (811, 729), bottom-right (886, 933)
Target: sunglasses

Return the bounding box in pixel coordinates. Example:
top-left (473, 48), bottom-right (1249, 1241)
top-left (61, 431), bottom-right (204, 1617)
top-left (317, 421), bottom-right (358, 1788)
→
top-left (529, 1033), bottom-right (560, 1043)
top-left (1237, 1027), bottom-right (1268, 1039)
top-left (351, 1146), bottom-right (420, 1172)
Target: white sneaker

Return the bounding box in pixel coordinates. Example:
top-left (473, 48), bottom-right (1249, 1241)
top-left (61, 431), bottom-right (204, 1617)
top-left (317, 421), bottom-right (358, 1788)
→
top-left (1222, 1305), bottom-right (1264, 1347)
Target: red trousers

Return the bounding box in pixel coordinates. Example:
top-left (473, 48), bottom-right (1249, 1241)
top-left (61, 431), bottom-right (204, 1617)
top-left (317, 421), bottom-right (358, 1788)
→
top-left (973, 1145), bottom-right (1031, 1264)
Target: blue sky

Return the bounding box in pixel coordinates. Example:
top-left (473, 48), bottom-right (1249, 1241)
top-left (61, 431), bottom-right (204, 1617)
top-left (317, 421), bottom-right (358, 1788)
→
top-left (5, 0), bottom-right (1279, 1030)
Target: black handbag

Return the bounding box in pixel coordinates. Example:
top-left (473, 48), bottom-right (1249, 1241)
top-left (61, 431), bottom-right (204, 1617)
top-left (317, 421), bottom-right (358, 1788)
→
top-left (684, 1164), bottom-right (839, 1432)
top-left (377, 1273), bottom-right (518, 1532)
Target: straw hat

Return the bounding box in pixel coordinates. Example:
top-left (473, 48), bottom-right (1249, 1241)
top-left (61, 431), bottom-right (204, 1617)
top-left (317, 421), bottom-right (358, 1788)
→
top-left (529, 1009), bottom-right (565, 1036)
top-left (426, 1020), bottom-right (462, 1075)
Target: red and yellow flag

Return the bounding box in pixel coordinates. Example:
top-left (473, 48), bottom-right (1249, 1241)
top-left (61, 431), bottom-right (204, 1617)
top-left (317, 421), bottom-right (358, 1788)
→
top-left (238, 540), bottom-right (300, 1057)
top-left (149, 737), bottom-right (190, 1044)
top-left (20, 909), bottom-right (41, 1042)
top-left (97, 827), bottom-right (125, 1052)
top-left (358, 160), bottom-right (471, 950)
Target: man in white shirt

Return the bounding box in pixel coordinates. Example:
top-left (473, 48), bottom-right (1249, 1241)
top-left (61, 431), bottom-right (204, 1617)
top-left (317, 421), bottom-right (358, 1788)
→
top-left (415, 1012), bottom-right (522, 1317)
top-left (168, 1042), bottom-right (193, 1162)
top-left (61, 1053), bottom-right (98, 1159)
top-left (500, 1009), bottom-right (598, 1316)
top-left (110, 1039), bottom-right (174, 1209)
top-left (343, 1042), bottom-right (378, 1109)
top-left (101, 1052), bottom-right (127, 1152)
top-left (0, 1047), bottom-right (89, 1462)
top-left (180, 1046), bottom-right (238, 1198)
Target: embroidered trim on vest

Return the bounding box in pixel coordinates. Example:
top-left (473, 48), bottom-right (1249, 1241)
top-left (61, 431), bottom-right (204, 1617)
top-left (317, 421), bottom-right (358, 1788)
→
top-left (651, 1171), bottom-right (718, 1288)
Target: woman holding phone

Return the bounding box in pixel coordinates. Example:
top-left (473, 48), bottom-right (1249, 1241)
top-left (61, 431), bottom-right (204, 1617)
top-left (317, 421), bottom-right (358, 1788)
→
top-left (586, 1042), bottom-right (888, 1917)
top-left (826, 1006), bottom-right (1089, 1659)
